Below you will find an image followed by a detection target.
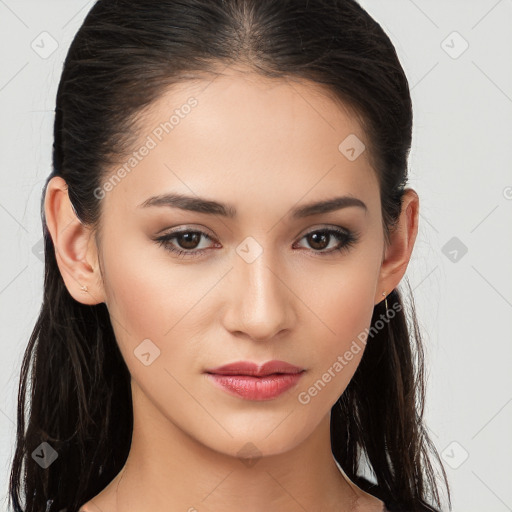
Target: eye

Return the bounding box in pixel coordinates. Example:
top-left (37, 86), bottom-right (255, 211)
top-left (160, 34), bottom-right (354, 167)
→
top-left (155, 229), bottom-right (218, 259)
top-left (154, 226), bottom-right (359, 259)
top-left (294, 227), bottom-right (359, 255)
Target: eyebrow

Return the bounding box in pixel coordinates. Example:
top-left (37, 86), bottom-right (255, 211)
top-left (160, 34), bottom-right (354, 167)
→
top-left (139, 193), bottom-right (367, 218)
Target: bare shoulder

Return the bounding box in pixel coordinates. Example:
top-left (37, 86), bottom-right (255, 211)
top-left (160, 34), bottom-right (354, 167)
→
top-left (78, 500), bottom-right (105, 512)
top-left (78, 469), bottom-right (124, 512)
top-left (78, 489), bottom-right (116, 512)
top-left (353, 491), bottom-right (387, 512)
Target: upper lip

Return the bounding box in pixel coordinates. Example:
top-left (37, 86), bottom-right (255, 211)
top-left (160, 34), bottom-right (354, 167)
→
top-left (205, 360), bottom-right (304, 377)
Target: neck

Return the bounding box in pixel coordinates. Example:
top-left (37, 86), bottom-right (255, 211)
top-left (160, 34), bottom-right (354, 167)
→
top-left (109, 380), bottom-right (362, 512)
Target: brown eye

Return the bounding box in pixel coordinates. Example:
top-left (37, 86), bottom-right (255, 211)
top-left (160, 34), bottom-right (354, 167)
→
top-left (155, 229), bottom-right (217, 258)
top-left (174, 232), bottom-right (202, 250)
top-left (295, 228), bottom-right (358, 255)
top-left (306, 231), bottom-right (330, 250)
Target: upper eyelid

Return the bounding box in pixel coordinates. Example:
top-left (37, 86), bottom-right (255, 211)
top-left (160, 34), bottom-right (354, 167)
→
top-left (161, 223), bottom-right (352, 237)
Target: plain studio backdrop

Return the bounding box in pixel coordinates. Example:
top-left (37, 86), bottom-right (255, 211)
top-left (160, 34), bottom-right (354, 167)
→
top-left (0, 1), bottom-right (511, 511)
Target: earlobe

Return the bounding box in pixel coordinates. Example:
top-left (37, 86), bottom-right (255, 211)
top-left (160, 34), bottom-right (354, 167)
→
top-left (374, 188), bottom-right (420, 304)
top-left (44, 176), bottom-right (105, 305)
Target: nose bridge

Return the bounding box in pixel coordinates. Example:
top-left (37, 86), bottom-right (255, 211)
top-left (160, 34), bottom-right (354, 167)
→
top-left (223, 243), bottom-right (293, 341)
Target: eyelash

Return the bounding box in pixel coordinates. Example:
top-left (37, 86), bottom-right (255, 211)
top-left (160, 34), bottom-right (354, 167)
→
top-left (154, 226), bottom-right (359, 259)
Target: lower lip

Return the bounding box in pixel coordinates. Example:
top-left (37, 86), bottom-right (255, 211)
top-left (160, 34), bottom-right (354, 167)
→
top-left (206, 372), bottom-right (304, 401)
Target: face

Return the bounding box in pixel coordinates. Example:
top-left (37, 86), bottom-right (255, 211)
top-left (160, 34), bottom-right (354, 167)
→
top-left (87, 68), bottom-right (388, 457)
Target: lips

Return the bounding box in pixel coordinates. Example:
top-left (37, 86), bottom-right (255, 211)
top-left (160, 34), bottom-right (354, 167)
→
top-left (205, 360), bottom-right (304, 377)
top-left (204, 360), bottom-right (305, 401)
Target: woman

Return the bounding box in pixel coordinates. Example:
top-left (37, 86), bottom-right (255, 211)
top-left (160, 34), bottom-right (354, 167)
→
top-left (8, 1), bottom-right (451, 511)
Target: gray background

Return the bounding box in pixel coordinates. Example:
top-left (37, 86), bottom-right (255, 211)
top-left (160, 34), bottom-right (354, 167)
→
top-left (1, 1), bottom-right (511, 510)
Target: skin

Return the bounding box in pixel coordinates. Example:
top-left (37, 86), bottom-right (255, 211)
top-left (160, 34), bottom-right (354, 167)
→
top-left (45, 65), bottom-right (419, 512)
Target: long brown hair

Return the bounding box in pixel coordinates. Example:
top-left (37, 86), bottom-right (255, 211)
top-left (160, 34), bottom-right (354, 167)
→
top-left (9, 1), bottom-right (451, 510)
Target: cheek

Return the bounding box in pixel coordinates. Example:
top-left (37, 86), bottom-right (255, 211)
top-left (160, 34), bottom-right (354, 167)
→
top-left (98, 230), bottom-right (226, 387)
top-left (99, 239), bottom-right (207, 410)
top-left (330, 278), bottom-right (375, 341)
top-left (98, 235), bottom-right (187, 374)
top-left (317, 289), bottom-right (373, 366)
top-left (300, 259), bottom-right (378, 403)
top-left (100, 231), bottom-right (203, 336)
top-left (307, 250), bottom-right (378, 341)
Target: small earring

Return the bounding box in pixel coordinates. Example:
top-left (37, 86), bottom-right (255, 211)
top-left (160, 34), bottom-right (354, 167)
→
top-left (382, 291), bottom-right (388, 311)
top-left (80, 284), bottom-right (88, 292)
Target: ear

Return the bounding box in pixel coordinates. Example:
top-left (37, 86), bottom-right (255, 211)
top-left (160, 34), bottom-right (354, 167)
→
top-left (374, 188), bottom-right (420, 305)
top-left (44, 176), bottom-right (106, 305)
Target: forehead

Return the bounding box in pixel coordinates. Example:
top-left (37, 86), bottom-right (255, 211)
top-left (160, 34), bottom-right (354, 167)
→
top-left (100, 67), bottom-right (378, 218)
top-left (141, 67), bottom-right (365, 147)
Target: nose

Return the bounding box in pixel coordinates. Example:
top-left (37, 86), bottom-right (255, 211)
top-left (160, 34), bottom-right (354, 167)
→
top-left (221, 251), bottom-right (296, 342)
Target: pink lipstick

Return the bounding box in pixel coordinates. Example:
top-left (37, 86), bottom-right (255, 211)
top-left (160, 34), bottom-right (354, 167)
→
top-left (204, 360), bottom-right (305, 401)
